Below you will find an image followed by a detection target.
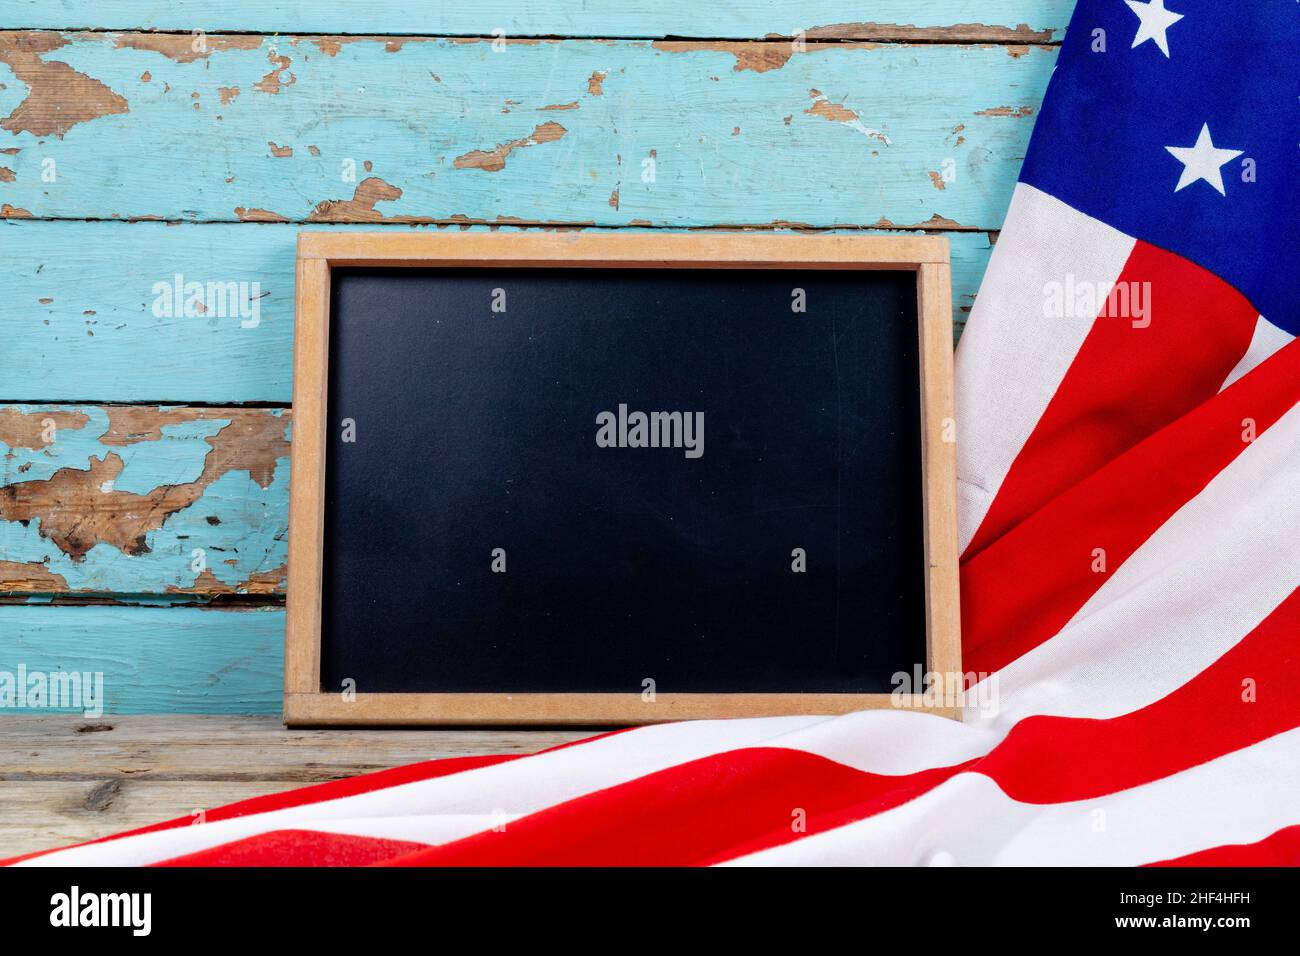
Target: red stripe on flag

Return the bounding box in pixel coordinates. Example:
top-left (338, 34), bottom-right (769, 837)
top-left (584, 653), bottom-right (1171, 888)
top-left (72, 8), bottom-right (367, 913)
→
top-left (962, 335), bottom-right (1300, 676)
top-left (379, 750), bottom-right (969, 867)
top-left (965, 241), bottom-right (1259, 559)
top-left (980, 585), bottom-right (1300, 803)
top-left (1146, 825), bottom-right (1300, 866)
top-left (151, 829), bottom-right (431, 867)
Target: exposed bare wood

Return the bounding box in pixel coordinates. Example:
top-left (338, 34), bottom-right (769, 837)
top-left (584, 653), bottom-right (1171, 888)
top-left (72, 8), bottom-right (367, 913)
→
top-left (802, 21), bottom-right (1057, 44)
top-left (0, 32), bottom-right (128, 137)
top-left (0, 560), bottom-right (69, 592)
top-left (0, 406), bottom-right (289, 568)
top-left (1, 780), bottom-right (287, 856)
top-left (0, 407), bottom-right (90, 449)
top-left (0, 714), bottom-right (590, 780)
top-left (0, 715), bottom-right (592, 857)
top-left (452, 121), bottom-right (568, 173)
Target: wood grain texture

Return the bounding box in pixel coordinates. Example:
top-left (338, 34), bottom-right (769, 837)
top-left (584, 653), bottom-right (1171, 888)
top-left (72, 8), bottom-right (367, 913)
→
top-left (0, 714), bottom-right (589, 856)
top-left (1, 780), bottom-right (287, 856)
top-left (0, 606), bottom-right (283, 712)
top-left (0, 1), bottom-right (1074, 41)
top-left (286, 692), bottom-right (959, 726)
top-left (296, 228), bottom-right (951, 264)
top-left (1, 221), bottom-right (993, 403)
top-left (0, 713), bottom-right (591, 779)
top-left (917, 262), bottom-right (962, 683)
top-left (0, 404), bottom-right (289, 598)
top-left (283, 253), bottom-right (327, 697)
top-left (0, 33), bottom-right (1054, 228)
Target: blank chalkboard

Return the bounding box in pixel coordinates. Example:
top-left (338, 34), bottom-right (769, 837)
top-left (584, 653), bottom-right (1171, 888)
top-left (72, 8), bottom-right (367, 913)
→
top-left (285, 233), bottom-right (960, 725)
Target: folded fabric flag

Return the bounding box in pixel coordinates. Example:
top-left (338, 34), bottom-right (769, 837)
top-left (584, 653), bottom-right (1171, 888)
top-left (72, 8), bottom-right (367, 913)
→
top-left (10, 0), bottom-right (1299, 866)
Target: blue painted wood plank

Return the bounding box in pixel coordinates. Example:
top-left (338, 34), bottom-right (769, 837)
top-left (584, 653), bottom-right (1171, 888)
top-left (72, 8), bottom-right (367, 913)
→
top-left (0, 34), bottom-right (1054, 229)
top-left (0, 606), bottom-right (282, 713)
top-left (0, 404), bottom-right (289, 598)
top-left (2, 221), bottom-right (992, 403)
top-left (2, 221), bottom-right (297, 403)
top-left (0, 2), bottom-right (1074, 40)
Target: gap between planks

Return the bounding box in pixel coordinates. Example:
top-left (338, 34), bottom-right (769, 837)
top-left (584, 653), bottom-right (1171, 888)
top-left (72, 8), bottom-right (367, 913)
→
top-left (3, 217), bottom-right (1002, 236)
top-left (0, 29), bottom-right (1062, 46)
top-left (0, 399), bottom-right (291, 408)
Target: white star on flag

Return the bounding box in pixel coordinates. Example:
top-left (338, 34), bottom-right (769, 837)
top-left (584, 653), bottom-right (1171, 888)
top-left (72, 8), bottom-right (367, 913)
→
top-left (1125, 0), bottom-right (1184, 57)
top-left (1165, 123), bottom-right (1244, 196)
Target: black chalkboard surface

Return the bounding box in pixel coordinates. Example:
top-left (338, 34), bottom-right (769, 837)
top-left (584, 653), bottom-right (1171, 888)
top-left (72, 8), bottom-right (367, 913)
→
top-left (285, 233), bottom-right (960, 724)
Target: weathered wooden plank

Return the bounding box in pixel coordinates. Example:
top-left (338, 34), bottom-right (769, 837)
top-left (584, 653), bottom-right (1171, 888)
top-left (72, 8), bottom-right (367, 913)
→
top-left (2, 221), bottom-right (993, 404)
top-left (0, 405), bottom-right (289, 598)
top-left (0, 33), bottom-right (1054, 228)
top-left (3, 220), bottom-right (298, 403)
top-left (0, 605), bottom-right (283, 712)
top-left (0, 714), bottom-right (591, 857)
top-left (0, 780), bottom-right (288, 856)
top-left (0, 714), bottom-right (592, 780)
top-left (0, 1), bottom-right (1075, 41)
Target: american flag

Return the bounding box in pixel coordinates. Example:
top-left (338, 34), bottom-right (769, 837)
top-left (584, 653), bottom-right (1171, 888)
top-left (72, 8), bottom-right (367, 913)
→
top-left (9, 0), bottom-right (1300, 866)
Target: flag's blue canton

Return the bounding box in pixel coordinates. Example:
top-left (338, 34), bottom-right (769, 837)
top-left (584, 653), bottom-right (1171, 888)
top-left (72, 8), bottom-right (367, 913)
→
top-left (1020, 0), bottom-right (1299, 334)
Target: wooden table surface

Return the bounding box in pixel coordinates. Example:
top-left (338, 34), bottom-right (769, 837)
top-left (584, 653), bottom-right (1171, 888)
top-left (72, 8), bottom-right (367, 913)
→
top-left (0, 715), bottom-right (590, 859)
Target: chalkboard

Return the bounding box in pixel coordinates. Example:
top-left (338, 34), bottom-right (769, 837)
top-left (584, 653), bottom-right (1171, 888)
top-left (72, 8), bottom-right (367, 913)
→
top-left (285, 234), bottom-right (960, 725)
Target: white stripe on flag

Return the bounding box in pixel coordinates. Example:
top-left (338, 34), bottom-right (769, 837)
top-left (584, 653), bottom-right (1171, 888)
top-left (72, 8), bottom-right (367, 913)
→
top-left (723, 724), bottom-right (1300, 867)
top-left (956, 183), bottom-right (1136, 552)
top-left (1220, 316), bottom-right (1294, 391)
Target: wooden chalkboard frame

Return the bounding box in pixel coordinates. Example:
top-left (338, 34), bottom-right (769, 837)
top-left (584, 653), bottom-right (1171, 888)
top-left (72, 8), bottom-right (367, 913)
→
top-left (285, 233), bottom-right (961, 725)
